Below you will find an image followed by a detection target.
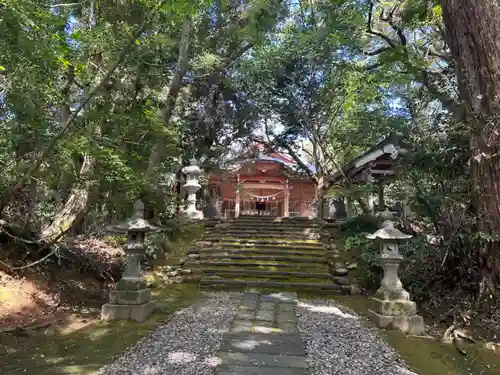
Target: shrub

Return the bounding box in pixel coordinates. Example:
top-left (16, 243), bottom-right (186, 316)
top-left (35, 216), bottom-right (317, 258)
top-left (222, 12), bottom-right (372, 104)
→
top-left (339, 214), bottom-right (380, 236)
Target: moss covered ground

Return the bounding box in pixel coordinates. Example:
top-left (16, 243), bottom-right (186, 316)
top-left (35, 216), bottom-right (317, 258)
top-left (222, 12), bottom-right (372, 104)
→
top-left (1, 223), bottom-right (205, 375)
top-left (332, 295), bottom-right (500, 375)
top-left (0, 283), bottom-right (200, 375)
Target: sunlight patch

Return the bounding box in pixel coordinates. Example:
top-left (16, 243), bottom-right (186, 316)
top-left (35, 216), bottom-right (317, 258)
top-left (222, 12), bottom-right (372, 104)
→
top-left (202, 355), bottom-right (221, 367)
top-left (233, 339), bottom-right (272, 350)
top-left (298, 302), bottom-right (357, 319)
top-left (167, 351), bottom-right (198, 364)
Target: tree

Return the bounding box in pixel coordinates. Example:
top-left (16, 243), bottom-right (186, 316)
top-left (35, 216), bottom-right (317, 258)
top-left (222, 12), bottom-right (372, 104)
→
top-left (237, 2), bottom-right (408, 214)
top-left (440, 0), bottom-right (500, 295)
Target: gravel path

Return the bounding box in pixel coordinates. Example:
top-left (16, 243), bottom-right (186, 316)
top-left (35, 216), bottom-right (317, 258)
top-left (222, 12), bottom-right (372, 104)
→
top-left (93, 294), bottom-right (419, 375)
top-left (296, 299), bottom-right (417, 375)
top-left (93, 292), bottom-right (241, 375)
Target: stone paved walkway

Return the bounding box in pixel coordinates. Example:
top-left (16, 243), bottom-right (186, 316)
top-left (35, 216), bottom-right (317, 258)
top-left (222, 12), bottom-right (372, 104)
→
top-left (214, 291), bottom-right (309, 375)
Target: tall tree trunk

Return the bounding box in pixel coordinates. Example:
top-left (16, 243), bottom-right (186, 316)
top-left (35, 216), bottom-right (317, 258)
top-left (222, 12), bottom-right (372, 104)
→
top-left (441, 0), bottom-right (500, 295)
top-left (40, 154), bottom-right (96, 243)
top-left (40, 5), bottom-right (105, 244)
top-left (147, 17), bottom-right (192, 175)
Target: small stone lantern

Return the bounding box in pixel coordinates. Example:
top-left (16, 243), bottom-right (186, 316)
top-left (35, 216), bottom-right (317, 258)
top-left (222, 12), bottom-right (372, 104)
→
top-left (101, 200), bottom-right (158, 322)
top-left (181, 158), bottom-right (203, 220)
top-left (366, 209), bottom-right (424, 334)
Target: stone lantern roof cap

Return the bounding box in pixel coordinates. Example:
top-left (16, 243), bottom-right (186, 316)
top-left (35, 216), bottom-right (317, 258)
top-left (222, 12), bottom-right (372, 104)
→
top-left (366, 209), bottom-right (412, 240)
top-left (120, 217), bottom-right (158, 232)
top-left (182, 158), bottom-right (202, 174)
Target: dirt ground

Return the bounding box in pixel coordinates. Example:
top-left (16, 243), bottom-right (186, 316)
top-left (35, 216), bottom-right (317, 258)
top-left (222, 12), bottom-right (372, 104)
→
top-left (0, 237), bottom-right (125, 334)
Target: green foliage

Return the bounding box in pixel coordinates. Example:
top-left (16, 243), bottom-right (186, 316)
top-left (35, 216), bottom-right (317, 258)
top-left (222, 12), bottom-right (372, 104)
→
top-left (327, 184), bottom-right (378, 200)
top-left (339, 214), bottom-right (380, 237)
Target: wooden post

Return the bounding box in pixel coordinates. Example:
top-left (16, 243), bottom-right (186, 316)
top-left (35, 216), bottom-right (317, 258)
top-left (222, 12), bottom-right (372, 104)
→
top-left (378, 182), bottom-right (385, 211)
top-left (346, 198), bottom-right (354, 218)
top-left (235, 174), bottom-right (240, 218)
top-left (284, 191), bottom-right (290, 217)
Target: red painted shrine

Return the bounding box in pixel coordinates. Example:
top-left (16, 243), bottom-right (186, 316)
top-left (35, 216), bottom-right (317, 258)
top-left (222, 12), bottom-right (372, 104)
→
top-left (207, 150), bottom-right (317, 219)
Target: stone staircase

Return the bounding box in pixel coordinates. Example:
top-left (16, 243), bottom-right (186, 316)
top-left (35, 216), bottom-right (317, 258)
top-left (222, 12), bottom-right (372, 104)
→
top-left (184, 216), bottom-right (356, 293)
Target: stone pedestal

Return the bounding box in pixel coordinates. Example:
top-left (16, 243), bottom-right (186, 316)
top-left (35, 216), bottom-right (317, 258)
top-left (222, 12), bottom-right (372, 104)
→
top-left (101, 200), bottom-right (158, 322)
top-left (366, 210), bottom-right (424, 335)
top-left (102, 278), bottom-right (155, 322)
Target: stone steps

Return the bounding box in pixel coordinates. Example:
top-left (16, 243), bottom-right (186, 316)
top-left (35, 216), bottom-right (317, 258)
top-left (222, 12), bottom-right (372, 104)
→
top-left (204, 233), bottom-right (320, 240)
top-left (194, 248), bottom-right (326, 257)
top-left (185, 260), bottom-right (330, 273)
top-left (219, 225), bottom-right (322, 232)
top-left (216, 230), bottom-right (319, 237)
top-left (203, 268), bottom-right (332, 279)
top-left (203, 238), bottom-right (323, 246)
top-left (202, 253), bottom-right (329, 263)
top-left (178, 216), bottom-right (357, 293)
top-left (200, 278), bottom-right (349, 293)
top-left (214, 240), bottom-right (324, 248)
top-left (232, 216), bottom-right (320, 222)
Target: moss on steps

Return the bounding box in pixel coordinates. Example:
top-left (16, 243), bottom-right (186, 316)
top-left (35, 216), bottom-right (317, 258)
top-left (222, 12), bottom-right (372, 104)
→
top-left (189, 260), bottom-right (330, 272)
top-left (204, 254), bottom-right (328, 263)
top-left (202, 274), bottom-right (335, 284)
top-left (215, 241), bottom-right (324, 249)
top-left (203, 268), bottom-right (331, 279)
top-left (198, 248), bottom-right (326, 257)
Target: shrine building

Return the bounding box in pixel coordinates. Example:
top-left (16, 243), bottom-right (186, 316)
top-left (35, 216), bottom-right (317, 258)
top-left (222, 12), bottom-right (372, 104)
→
top-left (207, 148), bottom-right (317, 219)
top-left (202, 135), bottom-right (408, 220)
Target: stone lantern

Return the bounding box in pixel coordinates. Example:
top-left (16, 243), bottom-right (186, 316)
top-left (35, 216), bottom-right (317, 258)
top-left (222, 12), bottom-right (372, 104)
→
top-left (366, 209), bottom-right (424, 334)
top-left (101, 200), bottom-right (158, 322)
top-left (181, 158), bottom-right (203, 220)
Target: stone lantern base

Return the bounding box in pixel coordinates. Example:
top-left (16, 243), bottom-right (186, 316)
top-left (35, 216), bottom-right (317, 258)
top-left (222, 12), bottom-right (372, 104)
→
top-left (101, 278), bottom-right (155, 322)
top-left (368, 297), bottom-right (424, 335)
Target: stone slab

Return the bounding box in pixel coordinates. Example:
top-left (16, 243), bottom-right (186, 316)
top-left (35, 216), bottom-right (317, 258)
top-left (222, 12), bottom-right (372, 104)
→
top-left (101, 301), bottom-right (155, 322)
top-left (255, 310), bottom-right (275, 322)
top-left (219, 332), bottom-right (305, 356)
top-left (231, 319), bottom-right (254, 332)
top-left (277, 303), bottom-right (296, 313)
top-left (368, 309), bottom-right (425, 335)
top-left (260, 292), bottom-right (297, 304)
top-left (218, 352), bottom-right (309, 368)
top-left (215, 365), bottom-right (309, 375)
top-left (252, 320), bottom-right (276, 333)
top-left (235, 310), bottom-right (255, 320)
top-left (241, 292), bottom-right (261, 302)
top-left (239, 299), bottom-right (259, 311)
top-left (277, 310), bottom-right (297, 324)
top-left (259, 301), bottom-right (276, 311)
top-left (109, 288), bottom-right (151, 305)
top-left (277, 322), bottom-right (299, 334)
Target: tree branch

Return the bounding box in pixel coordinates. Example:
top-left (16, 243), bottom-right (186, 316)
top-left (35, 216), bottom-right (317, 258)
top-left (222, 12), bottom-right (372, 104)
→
top-left (365, 46), bottom-right (392, 56)
top-left (366, 1), bottom-right (396, 48)
top-left (251, 136), bottom-right (318, 184)
top-left (380, 3), bottom-right (407, 46)
top-left (420, 70), bottom-right (465, 120)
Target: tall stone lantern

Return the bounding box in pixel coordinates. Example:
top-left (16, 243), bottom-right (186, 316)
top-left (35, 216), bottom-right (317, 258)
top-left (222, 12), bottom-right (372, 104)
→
top-left (181, 158), bottom-right (204, 220)
top-left (366, 209), bottom-right (424, 334)
top-left (101, 200), bottom-right (158, 322)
